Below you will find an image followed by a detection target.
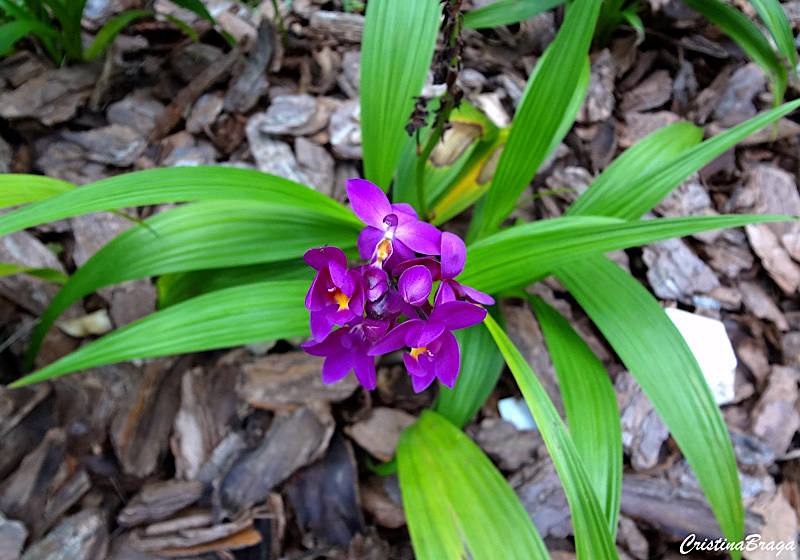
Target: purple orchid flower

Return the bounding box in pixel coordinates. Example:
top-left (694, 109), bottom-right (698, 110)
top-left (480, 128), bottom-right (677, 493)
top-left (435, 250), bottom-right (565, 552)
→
top-left (346, 179), bottom-right (442, 269)
top-left (435, 232), bottom-right (495, 306)
top-left (302, 321), bottom-right (376, 390)
top-left (303, 246), bottom-right (364, 341)
top-left (368, 301), bottom-right (487, 392)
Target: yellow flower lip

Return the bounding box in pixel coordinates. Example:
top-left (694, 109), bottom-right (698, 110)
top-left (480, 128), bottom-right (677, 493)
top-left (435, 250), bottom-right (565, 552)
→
top-left (333, 289), bottom-right (350, 311)
top-left (410, 346), bottom-right (427, 359)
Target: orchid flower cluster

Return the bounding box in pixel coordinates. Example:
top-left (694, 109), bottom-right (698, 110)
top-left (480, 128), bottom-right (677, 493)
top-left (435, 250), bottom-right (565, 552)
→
top-left (302, 179), bottom-right (494, 393)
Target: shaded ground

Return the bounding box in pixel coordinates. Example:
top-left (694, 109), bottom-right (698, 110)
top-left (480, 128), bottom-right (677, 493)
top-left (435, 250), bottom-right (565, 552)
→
top-left (1, 0), bottom-right (800, 558)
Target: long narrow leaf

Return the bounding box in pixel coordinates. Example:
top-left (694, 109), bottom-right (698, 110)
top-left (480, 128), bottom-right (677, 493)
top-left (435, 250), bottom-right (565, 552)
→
top-left (750, 0), bottom-right (798, 71)
top-left (0, 167), bottom-right (360, 237)
top-left (682, 0), bottom-right (787, 102)
top-left (460, 213), bottom-right (791, 294)
top-left (397, 410), bottom-right (550, 560)
top-left (83, 10), bottom-right (152, 60)
top-left (556, 256), bottom-right (743, 556)
top-left (24, 200), bottom-right (359, 366)
top-left (567, 100), bottom-right (800, 219)
top-left (360, 0), bottom-right (442, 190)
top-left (0, 263), bottom-right (68, 284)
top-left (157, 260), bottom-right (312, 308)
top-left (433, 308), bottom-right (505, 428)
top-left (11, 280), bottom-right (311, 386)
top-left (528, 295), bottom-right (622, 537)
top-left (0, 175), bottom-right (75, 209)
top-left (473, 0), bottom-right (600, 239)
top-left (0, 19), bottom-right (62, 54)
top-left (484, 314), bottom-right (618, 559)
top-left (463, 0), bottom-right (564, 29)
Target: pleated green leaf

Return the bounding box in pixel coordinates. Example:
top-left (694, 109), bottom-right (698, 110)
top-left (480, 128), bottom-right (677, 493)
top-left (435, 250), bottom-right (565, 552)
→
top-left (83, 10), bottom-right (152, 60)
top-left (433, 308), bottom-right (505, 428)
top-left (567, 100), bottom-right (800, 220)
top-left (157, 260), bottom-right (312, 308)
top-left (474, 0), bottom-right (600, 239)
top-left (397, 409), bottom-right (549, 560)
top-left (682, 0), bottom-right (787, 102)
top-left (484, 315), bottom-right (618, 559)
top-left (528, 296), bottom-right (621, 537)
top-left (360, 0), bottom-right (442, 190)
top-left (0, 175), bottom-right (75, 209)
top-left (556, 257), bottom-right (743, 556)
top-left (24, 200), bottom-right (359, 366)
top-left (0, 167), bottom-right (360, 237)
top-left (460, 213), bottom-right (790, 294)
top-left (0, 263), bottom-right (68, 284)
top-left (11, 280), bottom-right (310, 387)
top-left (748, 0), bottom-right (798, 72)
top-left (463, 0), bottom-right (564, 29)
top-left (0, 18), bottom-right (62, 55)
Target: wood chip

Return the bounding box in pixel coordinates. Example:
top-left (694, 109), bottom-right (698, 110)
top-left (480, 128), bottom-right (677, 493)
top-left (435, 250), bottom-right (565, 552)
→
top-left (308, 11), bottom-right (364, 43)
top-left (752, 366), bottom-right (800, 456)
top-left (242, 352), bottom-right (358, 411)
top-left (118, 480), bottom-right (205, 527)
top-left (467, 418), bottom-right (542, 472)
top-left (620, 70), bottom-right (672, 113)
top-left (361, 475), bottom-right (405, 529)
top-left (510, 459), bottom-right (572, 538)
top-left (739, 281), bottom-right (790, 331)
top-left (344, 408), bottom-right (416, 462)
top-left (21, 509), bottom-right (108, 560)
top-left (616, 371), bottom-right (669, 471)
top-left (287, 434), bottom-right (365, 547)
top-left (643, 238), bottom-right (719, 302)
top-left (577, 49), bottom-right (615, 124)
top-left (219, 406), bottom-right (334, 516)
top-left (0, 513), bottom-right (27, 560)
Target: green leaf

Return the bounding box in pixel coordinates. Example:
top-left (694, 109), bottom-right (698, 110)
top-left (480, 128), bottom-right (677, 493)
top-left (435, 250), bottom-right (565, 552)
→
top-left (11, 280), bottom-right (310, 387)
top-left (83, 10), bottom-right (152, 60)
top-left (0, 19), bottom-right (62, 54)
top-left (473, 0), bottom-right (600, 239)
top-left (162, 13), bottom-right (200, 42)
top-left (393, 100), bottom-right (498, 209)
top-left (0, 174), bottom-right (75, 209)
top-left (433, 307), bottom-right (505, 428)
top-left (682, 0), bottom-right (787, 102)
top-left (484, 315), bottom-right (618, 559)
top-left (360, 0), bottom-right (442, 190)
top-left (0, 167), bottom-right (360, 237)
top-left (460, 213), bottom-right (791, 294)
top-left (24, 200), bottom-right (359, 367)
top-left (528, 295), bottom-right (621, 537)
top-left (157, 259), bottom-right (312, 308)
top-left (748, 0), bottom-right (797, 73)
top-left (568, 100), bottom-right (800, 220)
top-left (566, 122), bottom-right (702, 217)
top-left (397, 409), bottom-right (550, 560)
top-left (462, 0), bottom-right (564, 29)
top-left (556, 256), bottom-right (743, 556)
top-left (0, 263), bottom-right (68, 284)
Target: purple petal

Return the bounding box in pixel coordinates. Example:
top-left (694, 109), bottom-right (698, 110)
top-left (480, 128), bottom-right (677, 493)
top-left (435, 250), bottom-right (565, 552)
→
top-left (303, 328), bottom-right (346, 356)
top-left (457, 282), bottom-right (496, 305)
top-left (403, 352), bottom-right (428, 377)
top-left (305, 268), bottom-right (334, 310)
top-left (363, 267), bottom-right (389, 302)
top-left (434, 281), bottom-right (457, 307)
top-left (353, 353), bottom-right (377, 390)
top-left (322, 351), bottom-right (352, 384)
top-left (395, 220), bottom-right (442, 255)
top-left (328, 260), bottom-right (354, 297)
top-left (404, 356), bottom-right (437, 392)
top-left (368, 320), bottom-right (422, 355)
top-left (393, 257), bottom-right (441, 280)
top-left (430, 301), bottom-right (487, 330)
top-left (349, 271), bottom-right (365, 314)
top-left (435, 331), bottom-right (460, 389)
top-left (328, 308), bottom-right (355, 326)
top-left (440, 232), bottom-right (466, 279)
top-left (303, 246), bottom-right (347, 271)
top-left (413, 320), bottom-right (446, 347)
top-left (398, 265), bottom-right (432, 306)
top-left (309, 306), bottom-right (336, 340)
top-left (363, 317), bottom-right (390, 343)
top-left (391, 203), bottom-right (418, 223)
top-left (347, 179), bottom-right (391, 228)
top-left (357, 227), bottom-right (385, 260)
top-left (385, 239), bottom-right (415, 272)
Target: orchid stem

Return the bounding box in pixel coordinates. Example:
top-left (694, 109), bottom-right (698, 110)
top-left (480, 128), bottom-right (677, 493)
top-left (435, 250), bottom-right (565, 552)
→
top-left (415, 97), bottom-right (454, 221)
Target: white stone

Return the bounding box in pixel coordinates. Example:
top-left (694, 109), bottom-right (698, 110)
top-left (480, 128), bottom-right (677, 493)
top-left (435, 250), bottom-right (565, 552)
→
top-left (498, 397), bottom-right (537, 430)
top-left (664, 307), bottom-right (737, 405)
